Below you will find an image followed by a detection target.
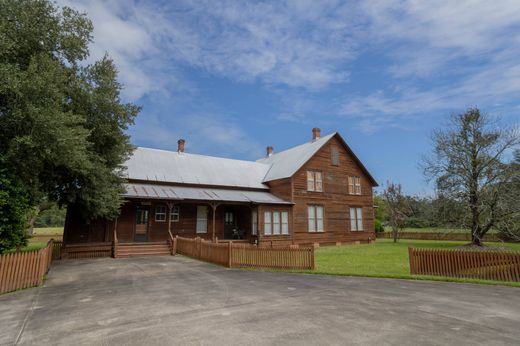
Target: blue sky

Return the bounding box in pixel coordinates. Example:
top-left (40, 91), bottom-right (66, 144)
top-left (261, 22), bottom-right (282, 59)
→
top-left (58, 0), bottom-right (520, 195)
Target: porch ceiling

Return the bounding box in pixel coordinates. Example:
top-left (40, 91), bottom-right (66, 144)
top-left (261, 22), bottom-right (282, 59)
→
top-left (123, 183), bottom-right (292, 205)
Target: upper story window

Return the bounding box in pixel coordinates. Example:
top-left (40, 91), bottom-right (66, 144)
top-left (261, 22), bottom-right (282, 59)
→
top-left (155, 205), bottom-right (166, 222)
top-left (331, 145), bottom-right (339, 166)
top-left (348, 176), bottom-right (361, 195)
top-left (307, 171), bottom-right (323, 192)
top-left (170, 206), bottom-right (180, 222)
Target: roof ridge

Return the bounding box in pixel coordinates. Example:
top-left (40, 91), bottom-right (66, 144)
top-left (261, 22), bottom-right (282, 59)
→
top-left (257, 132), bottom-right (336, 162)
top-left (136, 146), bottom-right (269, 166)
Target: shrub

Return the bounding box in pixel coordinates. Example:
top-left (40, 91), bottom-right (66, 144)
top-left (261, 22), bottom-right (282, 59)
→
top-left (374, 219), bottom-right (384, 233)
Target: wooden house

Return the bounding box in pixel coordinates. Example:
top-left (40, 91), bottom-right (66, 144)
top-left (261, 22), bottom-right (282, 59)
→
top-left (63, 128), bottom-right (378, 254)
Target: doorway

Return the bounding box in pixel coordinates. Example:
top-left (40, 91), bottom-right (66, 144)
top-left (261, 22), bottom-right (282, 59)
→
top-left (135, 206), bottom-right (149, 241)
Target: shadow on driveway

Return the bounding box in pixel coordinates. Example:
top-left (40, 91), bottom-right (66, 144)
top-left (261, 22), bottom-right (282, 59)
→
top-left (1, 255), bottom-right (519, 345)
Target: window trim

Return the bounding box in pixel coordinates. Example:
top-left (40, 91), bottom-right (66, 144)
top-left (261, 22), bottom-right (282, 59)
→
top-left (263, 210), bottom-right (290, 236)
top-left (308, 205), bottom-right (324, 232)
top-left (196, 205), bottom-right (208, 233)
top-left (307, 170), bottom-right (323, 192)
top-left (155, 205), bottom-right (167, 222)
top-left (170, 205), bottom-right (180, 222)
top-left (348, 176), bottom-right (362, 195)
top-left (350, 207), bottom-right (364, 231)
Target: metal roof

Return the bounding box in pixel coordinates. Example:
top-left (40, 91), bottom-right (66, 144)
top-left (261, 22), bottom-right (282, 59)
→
top-left (257, 133), bottom-right (336, 182)
top-left (123, 147), bottom-right (271, 190)
top-left (123, 183), bottom-right (292, 205)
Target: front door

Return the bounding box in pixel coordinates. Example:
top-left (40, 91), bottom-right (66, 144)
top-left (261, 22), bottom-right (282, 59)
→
top-left (135, 206), bottom-right (149, 241)
top-left (224, 210), bottom-right (236, 239)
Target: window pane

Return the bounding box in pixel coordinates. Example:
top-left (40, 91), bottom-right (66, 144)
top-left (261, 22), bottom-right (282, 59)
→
top-left (281, 212), bottom-right (289, 234)
top-left (307, 171), bottom-right (315, 191)
top-left (196, 206), bottom-right (208, 233)
top-left (252, 210), bottom-right (258, 235)
top-left (308, 206), bottom-right (315, 232)
top-left (357, 208), bottom-right (363, 231)
top-left (315, 172), bottom-right (323, 192)
top-left (170, 206), bottom-right (180, 222)
top-left (316, 206), bottom-right (324, 231)
top-left (264, 211), bottom-right (272, 235)
top-left (350, 208), bottom-right (357, 231)
top-left (273, 212), bottom-right (281, 235)
top-left (348, 176), bottom-right (354, 194)
top-left (155, 205), bottom-right (166, 221)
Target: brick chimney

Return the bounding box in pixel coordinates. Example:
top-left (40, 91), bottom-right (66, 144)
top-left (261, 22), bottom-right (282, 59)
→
top-left (177, 139), bottom-right (185, 154)
top-left (312, 127), bottom-right (321, 141)
top-left (266, 146), bottom-right (274, 157)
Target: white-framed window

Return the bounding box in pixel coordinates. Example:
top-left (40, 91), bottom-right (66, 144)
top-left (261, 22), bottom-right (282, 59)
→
top-left (331, 145), bottom-right (339, 166)
top-left (273, 211), bottom-right (281, 235)
top-left (308, 205), bottom-right (324, 232)
top-left (281, 211), bottom-right (289, 235)
top-left (170, 206), bottom-right (180, 222)
top-left (348, 176), bottom-right (361, 195)
top-left (307, 171), bottom-right (323, 192)
top-left (252, 210), bottom-right (258, 235)
top-left (263, 210), bottom-right (290, 235)
top-left (155, 205), bottom-right (166, 222)
top-left (350, 207), bottom-right (363, 231)
top-left (264, 211), bottom-right (272, 235)
top-left (196, 205), bottom-right (208, 233)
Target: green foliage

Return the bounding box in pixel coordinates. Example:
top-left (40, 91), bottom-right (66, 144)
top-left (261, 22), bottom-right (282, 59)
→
top-left (0, 0), bottom-right (140, 230)
top-left (0, 159), bottom-right (31, 253)
top-left (374, 219), bottom-right (384, 233)
top-left (34, 204), bottom-right (65, 227)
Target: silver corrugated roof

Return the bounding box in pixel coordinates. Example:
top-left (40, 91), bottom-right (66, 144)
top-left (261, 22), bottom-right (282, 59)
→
top-left (123, 147), bottom-right (271, 189)
top-left (257, 133), bottom-right (336, 182)
top-left (124, 183), bottom-right (292, 205)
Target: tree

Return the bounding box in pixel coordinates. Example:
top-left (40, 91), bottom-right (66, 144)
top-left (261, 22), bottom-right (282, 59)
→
top-left (383, 181), bottom-right (408, 243)
top-left (0, 158), bottom-right (31, 253)
top-left (0, 0), bottom-right (139, 228)
top-left (423, 108), bottom-right (520, 246)
top-left (495, 150), bottom-right (520, 241)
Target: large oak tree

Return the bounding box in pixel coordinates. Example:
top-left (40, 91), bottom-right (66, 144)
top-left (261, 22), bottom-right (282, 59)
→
top-left (424, 108), bottom-right (519, 246)
top-left (0, 0), bottom-right (140, 252)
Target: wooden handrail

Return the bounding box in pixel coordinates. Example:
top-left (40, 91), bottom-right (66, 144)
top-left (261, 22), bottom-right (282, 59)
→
top-left (168, 230), bottom-right (176, 255)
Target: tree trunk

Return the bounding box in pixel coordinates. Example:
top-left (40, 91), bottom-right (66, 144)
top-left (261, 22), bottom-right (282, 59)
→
top-left (392, 227), bottom-right (398, 243)
top-left (471, 230), bottom-right (482, 246)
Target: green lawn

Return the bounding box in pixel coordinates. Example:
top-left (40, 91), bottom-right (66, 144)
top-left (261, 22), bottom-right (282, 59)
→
top-left (304, 239), bottom-right (520, 287)
top-left (383, 227), bottom-right (498, 234)
top-left (32, 227), bottom-right (63, 236)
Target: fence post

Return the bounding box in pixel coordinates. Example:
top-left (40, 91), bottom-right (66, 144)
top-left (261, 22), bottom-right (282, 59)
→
top-left (198, 237), bottom-right (202, 259)
top-left (310, 246), bottom-right (315, 270)
top-left (228, 241), bottom-right (233, 268)
top-left (408, 247), bottom-right (414, 274)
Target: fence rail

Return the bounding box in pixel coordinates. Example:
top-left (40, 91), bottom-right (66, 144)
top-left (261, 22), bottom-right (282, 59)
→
top-left (409, 247), bottom-right (520, 282)
top-left (176, 237), bottom-right (314, 270)
top-left (0, 240), bottom-right (55, 294)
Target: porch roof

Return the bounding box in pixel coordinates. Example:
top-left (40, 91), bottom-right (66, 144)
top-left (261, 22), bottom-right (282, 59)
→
top-left (123, 183), bottom-right (292, 205)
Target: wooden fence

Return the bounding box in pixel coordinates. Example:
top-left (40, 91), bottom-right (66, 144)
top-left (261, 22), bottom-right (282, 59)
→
top-left (0, 240), bottom-right (55, 294)
top-left (377, 232), bottom-right (502, 242)
top-left (409, 247), bottom-right (520, 282)
top-left (176, 237), bottom-right (315, 270)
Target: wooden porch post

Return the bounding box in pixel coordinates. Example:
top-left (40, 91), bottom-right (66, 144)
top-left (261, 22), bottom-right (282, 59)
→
top-left (210, 202), bottom-right (219, 242)
top-left (167, 202), bottom-right (173, 235)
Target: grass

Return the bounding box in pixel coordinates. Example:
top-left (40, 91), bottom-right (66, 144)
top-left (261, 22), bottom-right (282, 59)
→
top-left (299, 239), bottom-right (520, 287)
top-left (32, 227), bottom-right (63, 235)
top-left (383, 227), bottom-right (498, 234)
top-left (5, 242), bottom-right (48, 254)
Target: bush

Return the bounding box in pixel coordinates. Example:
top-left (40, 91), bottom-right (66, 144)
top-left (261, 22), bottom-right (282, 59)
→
top-left (374, 219), bottom-right (384, 233)
top-left (0, 162), bottom-right (31, 253)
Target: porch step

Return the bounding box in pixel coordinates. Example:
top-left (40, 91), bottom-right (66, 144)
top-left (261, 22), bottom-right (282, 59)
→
top-left (116, 241), bottom-right (172, 258)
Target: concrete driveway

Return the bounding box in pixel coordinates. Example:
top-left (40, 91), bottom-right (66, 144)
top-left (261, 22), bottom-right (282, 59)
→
top-left (1, 256), bottom-right (519, 346)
